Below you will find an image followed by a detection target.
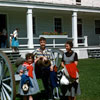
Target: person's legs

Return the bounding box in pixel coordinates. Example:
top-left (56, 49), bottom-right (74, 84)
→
top-left (68, 96), bottom-right (76, 100)
top-left (15, 47), bottom-right (19, 52)
top-left (50, 71), bottom-right (59, 99)
top-left (68, 96), bottom-right (72, 100)
top-left (10, 38), bottom-right (12, 48)
top-left (29, 95), bottom-right (33, 100)
top-left (53, 87), bottom-right (60, 99)
top-left (23, 96), bottom-right (27, 100)
top-left (72, 97), bottom-right (76, 100)
top-left (1, 42), bottom-right (5, 48)
top-left (4, 42), bottom-right (6, 48)
top-left (12, 47), bottom-right (18, 52)
top-left (56, 87), bottom-right (60, 98)
top-left (12, 47), bottom-right (15, 52)
top-left (41, 68), bottom-right (52, 99)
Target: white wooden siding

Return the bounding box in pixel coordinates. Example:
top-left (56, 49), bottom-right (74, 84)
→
top-left (1, 0), bottom-right (100, 8)
top-left (28, 0), bottom-right (100, 7)
top-left (81, 0), bottom-right (100, 7)
top-left (29, 0), bottom-right (73, 5)
top-left (34, 11), bottom-right (72, 36)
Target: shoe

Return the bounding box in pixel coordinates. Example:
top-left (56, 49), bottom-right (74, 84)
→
top-left (54, 96), bottom-right (60, 99)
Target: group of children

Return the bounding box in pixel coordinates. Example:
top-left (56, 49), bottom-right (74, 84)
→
top-left (17, 40), bottom-right (81, 100)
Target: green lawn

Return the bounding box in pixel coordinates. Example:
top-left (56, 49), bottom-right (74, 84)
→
top-left (77, 58), bottom-right (100, 100)
top-left (15, 58), bottom-right (100, 100)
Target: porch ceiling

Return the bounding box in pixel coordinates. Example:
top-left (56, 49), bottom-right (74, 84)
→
top-left (33, 8), bottom-right (72, 14)
top-left (0, 6), bottom-right (26, 12)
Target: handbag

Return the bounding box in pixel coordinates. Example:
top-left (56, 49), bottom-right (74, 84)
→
top-left (60, 74), bottom-right (69, 85)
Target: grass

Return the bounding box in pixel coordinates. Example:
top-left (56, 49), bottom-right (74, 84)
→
top-left (15, 58), bottom-right (100, 100)
top-left (77, 58), bottom-right (100, 100)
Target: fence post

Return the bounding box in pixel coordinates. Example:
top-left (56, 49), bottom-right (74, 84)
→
top-left (84, 36), bottom-right (88, 47)
top-left (53, 38), bottom-right (55, 48)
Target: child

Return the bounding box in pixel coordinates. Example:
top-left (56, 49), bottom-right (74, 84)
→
top-left (11, 28), bottom-right (19, 52)
top-left (33, 37), bottom-right (59, 100)
top-left (19, 53), bottom-right (39, 100)
top-left (61, 41), bottom-right (81, 100)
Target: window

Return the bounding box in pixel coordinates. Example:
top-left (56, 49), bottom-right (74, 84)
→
top-left (76, 0), bottom-right (81, 5)
top-left (95, 20), bottom-right (100, 34)
top-left (76, 0), bottom-right (81, 2)
top-left (33, 17), bottom-right (36, 34)
top-left (54, 18), bottom-right (62, 33)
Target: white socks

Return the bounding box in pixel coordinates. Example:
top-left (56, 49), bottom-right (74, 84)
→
top-left (53, 87), bottom-right (60, 99)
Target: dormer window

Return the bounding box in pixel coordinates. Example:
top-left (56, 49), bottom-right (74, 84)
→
top-left (76, 0), bottom-right (81, 5)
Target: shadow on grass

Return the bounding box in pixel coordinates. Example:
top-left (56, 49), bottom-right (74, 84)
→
top-left (16, 90), bottom-right (68, 100)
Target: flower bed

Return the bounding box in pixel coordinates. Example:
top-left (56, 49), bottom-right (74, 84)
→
top-left (42, 32), bottom-right (67, 35)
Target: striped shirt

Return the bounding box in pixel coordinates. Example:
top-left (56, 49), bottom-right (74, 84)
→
top-left (33, 48), bottom-right (55, 66)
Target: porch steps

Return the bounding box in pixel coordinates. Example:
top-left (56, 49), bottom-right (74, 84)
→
top-left (88, 49), bottom-right (100, 58)
top-left (5, 52), bottom-right (21, 64)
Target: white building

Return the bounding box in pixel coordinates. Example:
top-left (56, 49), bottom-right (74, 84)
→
top-left (0, 0), bottom-right (100, 48)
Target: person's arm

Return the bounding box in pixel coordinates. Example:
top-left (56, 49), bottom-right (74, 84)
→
top-left (74, 61), bottom-right (78, 66)
top-left (61, 53), bottom-right (65, 67)
top-left (19, 70), bottom-right (23, 76)
top-left (61, 62), bottom-right (65, 68)
top-left (34, 57), bottom-right (39, 63)
top-left (50, 55), bottom-right (54, 71)
top-left (49, 50), bottom-right (55, 71)
top-left (19, 64), bottom-right (25, 76)
top-left (74, 52), bottom-right (78, 66)
top-left (33, 49), bottom-right (38, 63)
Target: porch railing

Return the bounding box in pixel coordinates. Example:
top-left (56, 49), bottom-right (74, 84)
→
top-left (78, 36), bottom-right (88, 47)
top-left (18, 36), bottom-right (88, 48)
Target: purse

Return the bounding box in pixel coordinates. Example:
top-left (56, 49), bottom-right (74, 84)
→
top-left (60, 74), bottom-right (69, 85)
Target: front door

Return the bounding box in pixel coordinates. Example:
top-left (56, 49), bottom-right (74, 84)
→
top-left (0, 14), bottom-right (8, 47)
top-left (0, 14), bottom-right (7, 32)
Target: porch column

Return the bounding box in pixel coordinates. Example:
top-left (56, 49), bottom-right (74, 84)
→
top-left (27, 8), bottom-right (34, 48)
top-left (72, 11), bottom-right (78, 47)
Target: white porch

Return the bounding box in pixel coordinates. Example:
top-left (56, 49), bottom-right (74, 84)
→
top-left (21, 8), bottom-right (87, 48)
top-left (0, 1), bottom-right (100, 48)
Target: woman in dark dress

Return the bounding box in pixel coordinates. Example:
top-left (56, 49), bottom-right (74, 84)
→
top-left (61, 41), bottom-right (81, 100)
